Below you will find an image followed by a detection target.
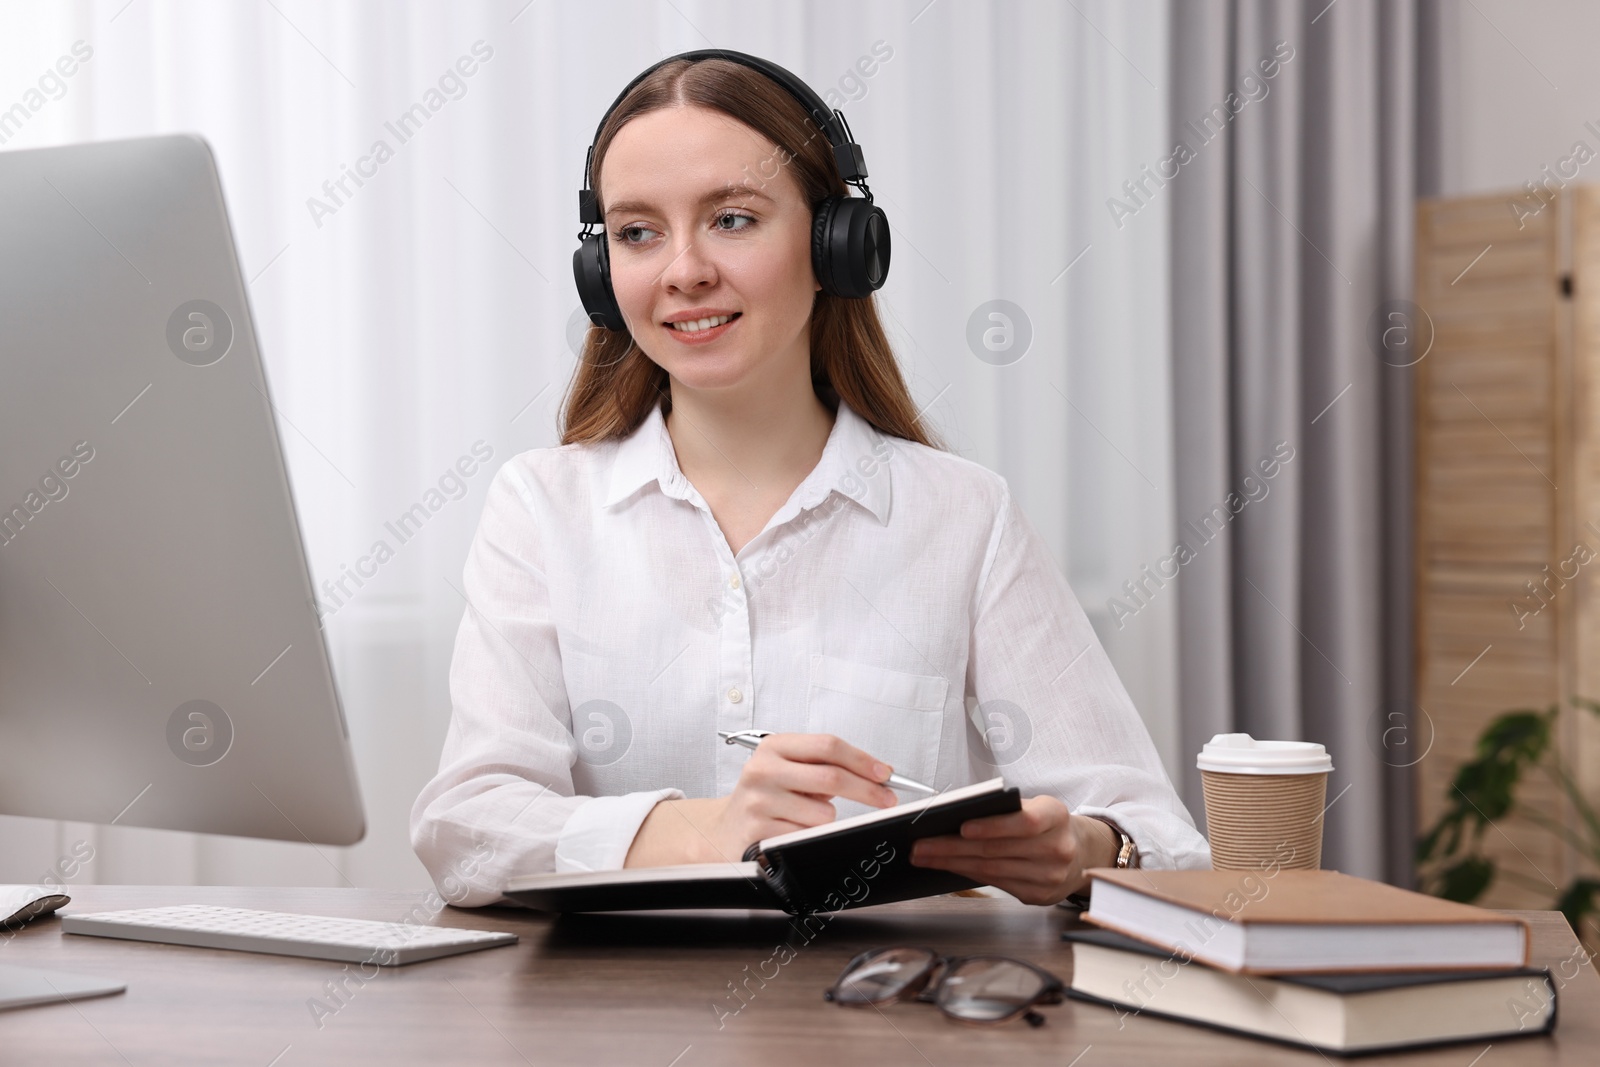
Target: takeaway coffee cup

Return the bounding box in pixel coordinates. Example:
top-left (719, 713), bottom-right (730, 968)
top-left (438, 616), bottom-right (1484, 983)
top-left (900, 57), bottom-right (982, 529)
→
top-left (1197, 733), bottom-right (1333, 871)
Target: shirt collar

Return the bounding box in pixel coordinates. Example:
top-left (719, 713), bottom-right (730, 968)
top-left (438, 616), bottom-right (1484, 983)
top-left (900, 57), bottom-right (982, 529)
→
top-left (601, 400), bottom-right (678, 508)
top-left (601, 396), bottom-right (894, 525)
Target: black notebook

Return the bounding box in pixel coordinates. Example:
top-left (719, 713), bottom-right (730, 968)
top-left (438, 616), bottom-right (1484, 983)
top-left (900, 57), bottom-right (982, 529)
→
top-left (504, 778), bottom-right (1020, 915)
top-left (1061, 927), bottom-right (1557, 1056)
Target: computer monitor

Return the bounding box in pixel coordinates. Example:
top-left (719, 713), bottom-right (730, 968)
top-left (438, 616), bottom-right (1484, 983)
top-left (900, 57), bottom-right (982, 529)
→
top-left (0, 134), bottom-right (365, 846)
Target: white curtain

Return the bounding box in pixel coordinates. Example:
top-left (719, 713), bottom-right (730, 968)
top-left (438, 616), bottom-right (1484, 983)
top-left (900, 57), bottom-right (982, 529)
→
top-left (0, 0), bottom-right (1177, 891)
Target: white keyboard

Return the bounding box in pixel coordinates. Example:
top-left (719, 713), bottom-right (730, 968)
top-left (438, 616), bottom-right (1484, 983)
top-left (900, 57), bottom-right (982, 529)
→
top-left (60, 905), bottom-right (517, 966)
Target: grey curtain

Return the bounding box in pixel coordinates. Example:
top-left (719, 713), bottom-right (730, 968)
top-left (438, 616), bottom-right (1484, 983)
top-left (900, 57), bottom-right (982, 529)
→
top-left (1168, 0), bottom-right (1453, 884)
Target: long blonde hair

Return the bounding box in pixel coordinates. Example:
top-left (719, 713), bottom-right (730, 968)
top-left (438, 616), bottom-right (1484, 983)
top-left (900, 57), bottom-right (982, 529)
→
top-left (558, 56), bottom-right (943, 451)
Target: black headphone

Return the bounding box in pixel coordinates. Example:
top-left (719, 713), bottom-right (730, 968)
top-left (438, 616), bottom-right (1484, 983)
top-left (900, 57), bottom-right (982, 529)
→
top-left (573, 49), bottom-right (891, 332)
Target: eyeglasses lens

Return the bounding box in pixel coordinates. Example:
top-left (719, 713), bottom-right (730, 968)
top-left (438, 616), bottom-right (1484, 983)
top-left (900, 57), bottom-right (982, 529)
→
top-left (834, 947), bottom-right (936, 1005)
top-left (935, 958), bottom-right (1047, 1022)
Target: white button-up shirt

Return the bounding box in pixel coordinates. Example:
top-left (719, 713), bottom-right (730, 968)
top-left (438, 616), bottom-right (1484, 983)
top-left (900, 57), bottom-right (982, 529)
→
top-left (410, 397), bottom-right (1210, 906)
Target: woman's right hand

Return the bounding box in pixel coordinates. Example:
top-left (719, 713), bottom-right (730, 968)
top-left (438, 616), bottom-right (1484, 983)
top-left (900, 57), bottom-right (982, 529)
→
top-left (624, 733), bottom-right (900, 867)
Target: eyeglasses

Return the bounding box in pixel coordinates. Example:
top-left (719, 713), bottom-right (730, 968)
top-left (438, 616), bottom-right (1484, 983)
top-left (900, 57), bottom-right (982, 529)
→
top-left (823, 946), bottom-right (1065, 1027)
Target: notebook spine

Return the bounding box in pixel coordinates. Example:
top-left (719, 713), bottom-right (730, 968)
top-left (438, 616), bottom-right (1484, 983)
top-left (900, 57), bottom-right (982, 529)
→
top-left (759, 849), bottom-right (806, 915)
top-left (741, 843), bottom-right (804, 914)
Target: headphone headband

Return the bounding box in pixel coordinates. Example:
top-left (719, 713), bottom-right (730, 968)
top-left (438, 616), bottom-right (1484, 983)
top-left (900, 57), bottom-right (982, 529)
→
top-left (577, 48), bottom-right (868, 226)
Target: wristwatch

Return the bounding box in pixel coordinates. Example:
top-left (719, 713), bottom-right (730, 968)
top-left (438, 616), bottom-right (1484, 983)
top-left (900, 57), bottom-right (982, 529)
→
top-left (1098, 816), bottom-right (1140, 869)
top-left (1059, 817), bottom-right (1138, 909)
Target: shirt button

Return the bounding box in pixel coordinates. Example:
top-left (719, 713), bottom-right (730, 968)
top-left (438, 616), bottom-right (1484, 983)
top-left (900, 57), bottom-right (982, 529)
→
top-left (727, 687), bottom-right (743, 703)
top-left (728, 574), bottom-right (741, 590)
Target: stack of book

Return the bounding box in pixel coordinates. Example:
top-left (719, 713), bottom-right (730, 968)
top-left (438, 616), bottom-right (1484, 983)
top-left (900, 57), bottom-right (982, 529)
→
top-left (1065, 869), bottom-right (1558, 1056)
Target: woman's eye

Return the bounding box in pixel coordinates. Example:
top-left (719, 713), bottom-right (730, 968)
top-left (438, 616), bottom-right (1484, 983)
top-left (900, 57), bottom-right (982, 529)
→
top-left (611, 212), bottom-right (754, 247)
top-left (613, 225), bottom-right (656, 246)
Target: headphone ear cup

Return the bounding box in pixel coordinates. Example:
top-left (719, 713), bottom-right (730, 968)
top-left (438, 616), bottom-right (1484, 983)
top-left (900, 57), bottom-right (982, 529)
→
top-left (811, 196), bottom-right (839, 295)
top-left (573, 231), bottom-right (626, 332)
top-left (812, 196), bottom-right (891, 299)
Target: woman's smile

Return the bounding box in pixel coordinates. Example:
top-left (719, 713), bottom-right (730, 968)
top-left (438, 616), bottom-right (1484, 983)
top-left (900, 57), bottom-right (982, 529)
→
top-left (663, 311), bottom-right (743, 345)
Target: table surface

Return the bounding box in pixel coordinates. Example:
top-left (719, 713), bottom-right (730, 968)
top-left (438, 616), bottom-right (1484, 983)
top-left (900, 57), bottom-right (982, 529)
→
top-left (0, 885), bottom-right (1594, 1066)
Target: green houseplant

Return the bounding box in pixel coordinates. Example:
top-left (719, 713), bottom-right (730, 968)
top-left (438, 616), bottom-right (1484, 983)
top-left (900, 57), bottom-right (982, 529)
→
top-left (1416, 697), bottom-right (1600, 947)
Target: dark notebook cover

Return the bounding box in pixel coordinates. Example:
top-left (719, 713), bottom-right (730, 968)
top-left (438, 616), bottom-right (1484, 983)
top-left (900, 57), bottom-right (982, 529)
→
top-left (747, 779), bottom-right (1022, 913)
top-left (1060, 927), bottom-right (1558, 1056)
top-left (505, 778), bottom-right (1020, 915)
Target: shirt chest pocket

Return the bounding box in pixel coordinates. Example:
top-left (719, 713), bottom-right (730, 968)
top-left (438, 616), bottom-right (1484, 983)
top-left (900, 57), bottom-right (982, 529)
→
top-left (805, 653), bottom-right (948, 818)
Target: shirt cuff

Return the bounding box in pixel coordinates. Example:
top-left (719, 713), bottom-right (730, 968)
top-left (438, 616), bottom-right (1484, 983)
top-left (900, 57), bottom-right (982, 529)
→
top-left (553, 788), bottom-right (685, 873)
top-left (1072, 804), bottom-right (1211, 871)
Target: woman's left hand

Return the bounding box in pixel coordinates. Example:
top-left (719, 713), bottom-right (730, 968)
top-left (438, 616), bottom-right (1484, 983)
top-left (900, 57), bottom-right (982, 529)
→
top-left (908, 796), bottom-right (1118, 905)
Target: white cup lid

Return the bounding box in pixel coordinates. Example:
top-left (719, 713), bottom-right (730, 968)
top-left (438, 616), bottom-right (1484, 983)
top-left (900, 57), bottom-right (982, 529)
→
top-left (1195, 732), bottom-right (1333, 774)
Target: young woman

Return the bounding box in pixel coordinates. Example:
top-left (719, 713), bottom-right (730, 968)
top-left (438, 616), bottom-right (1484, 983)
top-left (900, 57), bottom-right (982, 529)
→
top-left (411, 54), bottom-right (1209, 909)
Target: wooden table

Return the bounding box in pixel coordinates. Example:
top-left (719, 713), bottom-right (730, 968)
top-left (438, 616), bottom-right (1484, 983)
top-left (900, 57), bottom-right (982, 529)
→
top-left (1, 885), bottom-right (1595, 1065)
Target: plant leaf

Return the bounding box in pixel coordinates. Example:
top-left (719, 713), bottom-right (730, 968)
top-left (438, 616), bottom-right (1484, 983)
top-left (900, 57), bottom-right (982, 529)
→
top-left (1555, 878), bottom-right (1600, 939)
top-left (1434, 856), bottom-right (1495, 902)
top-left (1418, 810), bottom-right (1472, 863)
top-left (1453, 760), bottom-right (1519, 822)
top-left (1477, 708), bottom-right (1552, 765)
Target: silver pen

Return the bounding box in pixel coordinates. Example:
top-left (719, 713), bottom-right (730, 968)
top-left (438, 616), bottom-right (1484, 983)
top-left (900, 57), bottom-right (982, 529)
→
top-left (718, 729), bottom-right (937, 795)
